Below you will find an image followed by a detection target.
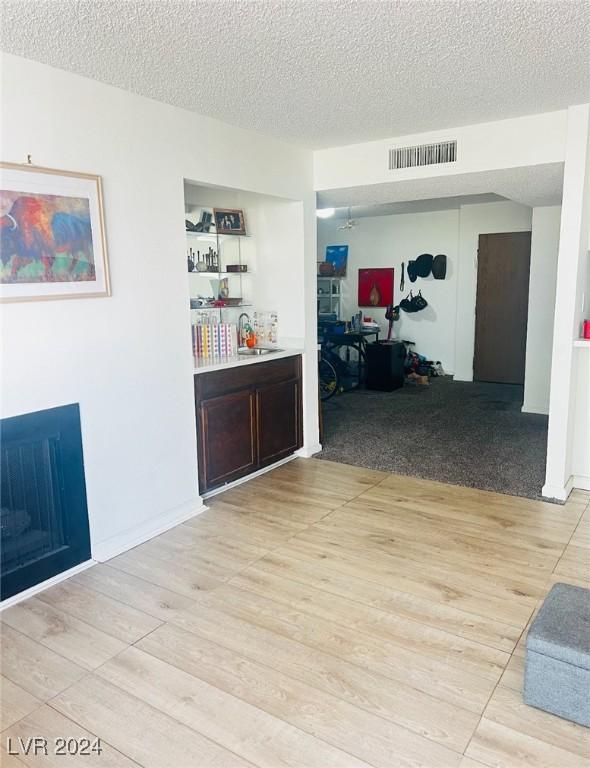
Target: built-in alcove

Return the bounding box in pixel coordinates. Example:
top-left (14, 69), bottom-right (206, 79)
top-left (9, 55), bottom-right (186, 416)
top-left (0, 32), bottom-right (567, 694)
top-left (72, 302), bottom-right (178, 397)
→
top-left (184, 179), bottom-right (305, 354)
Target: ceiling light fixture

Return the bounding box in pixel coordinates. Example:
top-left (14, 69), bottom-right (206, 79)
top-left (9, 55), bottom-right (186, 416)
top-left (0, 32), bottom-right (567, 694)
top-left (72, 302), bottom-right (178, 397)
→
top-left (316, 207), bottom-right (335, 219)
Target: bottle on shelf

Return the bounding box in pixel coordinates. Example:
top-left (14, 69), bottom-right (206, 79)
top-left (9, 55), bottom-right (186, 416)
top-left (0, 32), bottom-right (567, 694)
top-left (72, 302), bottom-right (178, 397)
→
top-left (187, 219), bottom-right (249, 317)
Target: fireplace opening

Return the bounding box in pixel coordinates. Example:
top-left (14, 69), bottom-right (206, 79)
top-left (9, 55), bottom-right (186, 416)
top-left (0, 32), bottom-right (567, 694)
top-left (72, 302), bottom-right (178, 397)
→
top-left (1, 404), bottom-right (91, 601)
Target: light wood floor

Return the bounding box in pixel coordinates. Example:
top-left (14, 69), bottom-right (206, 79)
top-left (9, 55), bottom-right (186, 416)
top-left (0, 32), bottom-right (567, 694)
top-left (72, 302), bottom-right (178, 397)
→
top-left (2, 458), bottom-right (589, 767)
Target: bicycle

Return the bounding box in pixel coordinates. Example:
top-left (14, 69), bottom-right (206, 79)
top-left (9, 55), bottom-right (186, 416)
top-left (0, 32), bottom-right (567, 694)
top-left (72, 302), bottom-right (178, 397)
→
top-left (318, 343), bottom-right (353, 401)
top-left (318, 355), bottom-right (339, 401)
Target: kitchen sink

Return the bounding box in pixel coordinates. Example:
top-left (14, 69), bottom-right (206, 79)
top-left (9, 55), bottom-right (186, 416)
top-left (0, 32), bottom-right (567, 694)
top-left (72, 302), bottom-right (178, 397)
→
top-left (238, 347), bottom-right (282, 356)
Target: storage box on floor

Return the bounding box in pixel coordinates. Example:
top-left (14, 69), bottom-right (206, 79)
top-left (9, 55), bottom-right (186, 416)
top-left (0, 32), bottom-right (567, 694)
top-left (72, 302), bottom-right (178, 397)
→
top-left (366, 341), bottom-right (405, 391)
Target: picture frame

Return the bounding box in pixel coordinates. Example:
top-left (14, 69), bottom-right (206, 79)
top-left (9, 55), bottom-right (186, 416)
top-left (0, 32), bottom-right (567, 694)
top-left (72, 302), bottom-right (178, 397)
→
top-left (358, 267), bottom-right (395, 307)
top-left (0, 162), bottom-right (110, 302)
top-left (213, 207), bottom-right (246, 235)
top-left (325, 244), bottom-right (348, 277)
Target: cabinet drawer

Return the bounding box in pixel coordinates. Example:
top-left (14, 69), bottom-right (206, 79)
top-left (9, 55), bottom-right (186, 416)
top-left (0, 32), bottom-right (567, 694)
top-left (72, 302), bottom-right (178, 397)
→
top-left (196, 355), bottom-right (301, 399)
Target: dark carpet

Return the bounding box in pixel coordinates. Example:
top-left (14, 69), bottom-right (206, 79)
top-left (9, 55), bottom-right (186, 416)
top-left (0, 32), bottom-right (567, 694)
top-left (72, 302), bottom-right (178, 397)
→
top-left (318, 377), bottom-right (550, 501)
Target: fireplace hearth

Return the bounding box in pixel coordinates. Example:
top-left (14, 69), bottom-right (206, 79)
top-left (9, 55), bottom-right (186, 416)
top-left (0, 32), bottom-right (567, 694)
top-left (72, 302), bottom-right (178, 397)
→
top-left (1, 404), bottom-right (91, 601)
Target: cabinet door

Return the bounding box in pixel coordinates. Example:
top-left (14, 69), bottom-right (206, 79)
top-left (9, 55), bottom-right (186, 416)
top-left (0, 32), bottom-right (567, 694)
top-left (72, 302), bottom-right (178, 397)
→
top-left (256, 378), bottom-right (302, 467)
top-left (198, 390), bottom-right (257, 491)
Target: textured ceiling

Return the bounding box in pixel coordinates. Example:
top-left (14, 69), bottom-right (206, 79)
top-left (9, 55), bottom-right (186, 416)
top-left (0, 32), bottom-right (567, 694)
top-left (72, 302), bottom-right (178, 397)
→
top-left (1, 1), bottom-right (589, 148)
top-left (316, 163), bottom-right (564, 210)
top-left (326, 194), bottom-right (506, 219)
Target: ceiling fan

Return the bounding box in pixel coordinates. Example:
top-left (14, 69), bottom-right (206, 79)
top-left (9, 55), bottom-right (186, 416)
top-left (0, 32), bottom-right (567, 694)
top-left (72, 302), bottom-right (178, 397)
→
top-left (337, 207), bottom-right (358, 230)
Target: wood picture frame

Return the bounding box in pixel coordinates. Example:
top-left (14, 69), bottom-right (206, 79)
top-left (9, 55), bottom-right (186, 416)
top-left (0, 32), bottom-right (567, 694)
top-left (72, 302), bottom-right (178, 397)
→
top-left (213, 207), bottom-right (246, 236)
top-left (0, 162), bottom-right (110, 302)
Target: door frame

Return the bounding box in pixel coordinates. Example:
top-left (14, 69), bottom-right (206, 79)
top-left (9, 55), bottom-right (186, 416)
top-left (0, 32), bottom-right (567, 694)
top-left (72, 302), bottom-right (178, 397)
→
top-left (473, 231), bottom-right (532, 385)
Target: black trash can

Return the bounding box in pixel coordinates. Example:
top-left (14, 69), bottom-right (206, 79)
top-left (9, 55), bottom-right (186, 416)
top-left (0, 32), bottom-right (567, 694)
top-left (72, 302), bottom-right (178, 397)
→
top-left (366, 341), bottom-right (405, 391)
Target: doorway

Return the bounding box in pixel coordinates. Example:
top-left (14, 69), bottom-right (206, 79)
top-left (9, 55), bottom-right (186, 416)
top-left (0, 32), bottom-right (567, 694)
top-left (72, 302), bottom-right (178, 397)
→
top-left (473, 231), bottom-right (532, 384)
top-left (316, 207), bottom-right (551, 501)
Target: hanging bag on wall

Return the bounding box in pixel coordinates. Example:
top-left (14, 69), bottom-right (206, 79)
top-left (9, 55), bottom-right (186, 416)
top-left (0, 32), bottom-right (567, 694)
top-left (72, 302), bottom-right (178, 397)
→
top-left (411, 290), bottom-right (428, 311)
top-left (432, 254), bottom-right (447, 280)
top-left (407, 253), bottom-right (433, 282)
top-left (400, 291), bottom-right (416, 313)
top-left (400, 290), bottom-right (428, 313)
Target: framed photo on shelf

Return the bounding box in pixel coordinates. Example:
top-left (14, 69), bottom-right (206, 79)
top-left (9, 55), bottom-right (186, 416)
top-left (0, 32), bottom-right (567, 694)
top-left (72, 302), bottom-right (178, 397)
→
top-left (213, 207), bottom-right (246, 235)
top-left (0, 162), bottom-right (110, 302)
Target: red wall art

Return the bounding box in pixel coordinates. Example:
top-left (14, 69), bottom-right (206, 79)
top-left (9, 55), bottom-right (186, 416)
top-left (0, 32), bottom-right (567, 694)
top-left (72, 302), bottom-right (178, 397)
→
top-left (358, 268), bottom-right (394, 307)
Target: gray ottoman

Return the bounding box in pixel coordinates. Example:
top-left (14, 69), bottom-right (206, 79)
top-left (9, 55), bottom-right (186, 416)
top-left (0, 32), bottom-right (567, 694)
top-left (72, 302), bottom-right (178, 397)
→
top-left (524, 582), bottom-right (590, 727)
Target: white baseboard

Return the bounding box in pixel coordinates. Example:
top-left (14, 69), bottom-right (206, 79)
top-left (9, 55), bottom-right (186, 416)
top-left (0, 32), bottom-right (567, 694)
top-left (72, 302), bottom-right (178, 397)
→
top-left (202, 454), bottom-right (298, 500)
top-left (572, 475), bottom-right (590, 491)
top-left (92, 497), bottom-right (207, 562)
top-left (0, 559), bottom-right (95, 611)
top-left (521, 402), bottom-right (549, 415)
top-left (295, 442), bottom-right (322, 458)
top-left (542, 476), bottom-right (574, 501)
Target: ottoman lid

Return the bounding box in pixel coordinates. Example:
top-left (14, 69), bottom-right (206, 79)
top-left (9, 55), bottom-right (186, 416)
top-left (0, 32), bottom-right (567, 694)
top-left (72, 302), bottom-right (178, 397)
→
top-left (527, 583), bottom-right (590, 670)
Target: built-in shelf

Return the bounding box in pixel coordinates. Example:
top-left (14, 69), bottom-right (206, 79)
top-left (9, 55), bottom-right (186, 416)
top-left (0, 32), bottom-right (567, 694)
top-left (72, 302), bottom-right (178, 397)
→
top-left (191, 303), bottom-right (253, 311)
top-left (316, 275), bottom-right (342, 320)
top-left (186, 231), bottom-right (250, 238)
top-left (187, 222), bottom-right (252, 317)
top-left (573, 339), bottom-right (590, 348)
top-left (190, 271), bottom-right (252, 277)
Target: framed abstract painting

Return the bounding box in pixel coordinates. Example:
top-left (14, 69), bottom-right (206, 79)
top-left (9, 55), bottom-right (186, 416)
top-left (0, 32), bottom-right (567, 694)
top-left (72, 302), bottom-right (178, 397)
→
top-left (358, 267), bottom-right (395, 307)
top-left (325, 244), bottom-right (348, 277)
top-left (0, 163), bottom-right (110, 302)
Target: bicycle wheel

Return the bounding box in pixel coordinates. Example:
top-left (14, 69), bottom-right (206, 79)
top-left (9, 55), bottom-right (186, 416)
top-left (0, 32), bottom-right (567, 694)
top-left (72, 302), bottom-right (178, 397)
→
top-left (318, 357), bottom-right (339, 401)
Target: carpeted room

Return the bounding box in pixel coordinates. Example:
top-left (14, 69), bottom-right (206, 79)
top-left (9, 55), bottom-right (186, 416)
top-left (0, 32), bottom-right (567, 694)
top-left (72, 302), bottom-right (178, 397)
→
top-left (316, 198), bottom-right (560, 501)
top-left (319, 378), bottom-right (549, 500)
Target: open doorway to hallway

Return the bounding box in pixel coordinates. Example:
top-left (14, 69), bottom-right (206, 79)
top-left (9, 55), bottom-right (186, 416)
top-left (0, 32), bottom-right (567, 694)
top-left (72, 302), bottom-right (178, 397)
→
top-left (315, 175), bottom-right (562, 501)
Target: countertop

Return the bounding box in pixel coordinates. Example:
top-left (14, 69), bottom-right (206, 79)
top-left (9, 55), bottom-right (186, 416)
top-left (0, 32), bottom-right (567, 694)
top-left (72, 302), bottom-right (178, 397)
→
top-left (194, 347), bottom-right (304, 374)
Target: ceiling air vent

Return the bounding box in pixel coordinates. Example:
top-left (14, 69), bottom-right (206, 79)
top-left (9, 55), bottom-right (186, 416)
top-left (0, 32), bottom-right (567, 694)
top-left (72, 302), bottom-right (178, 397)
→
top-left (389, 140), bottom-right (457, 170)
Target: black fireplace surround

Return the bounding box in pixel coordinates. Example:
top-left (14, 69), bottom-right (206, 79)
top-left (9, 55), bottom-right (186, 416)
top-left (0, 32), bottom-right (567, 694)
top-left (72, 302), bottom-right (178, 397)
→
top-left (1, 404), bottom-right (91, 601)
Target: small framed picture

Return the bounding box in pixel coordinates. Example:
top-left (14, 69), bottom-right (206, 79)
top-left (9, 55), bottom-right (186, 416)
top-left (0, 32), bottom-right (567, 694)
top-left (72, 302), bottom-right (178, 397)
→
top-left (325, 244), bottom-right (348, 277)
top-left (1, 162), bottom-right (110, 302)
top-left (213, 208), bottom-right (246, 235)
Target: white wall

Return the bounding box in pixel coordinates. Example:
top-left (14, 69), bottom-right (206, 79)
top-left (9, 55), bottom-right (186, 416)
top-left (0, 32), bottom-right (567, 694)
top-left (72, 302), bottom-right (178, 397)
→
top-left (572, 347), bottom-right (590, 488)
top-left (317, 210), bottom-right (460, 372)
top-left (0, 53), bottom-right (318, 560)
top-left (252, 197), bottom-right (306, 345)
top-left (314, 111), bottom-right (567, 192)
top-left (544, 104), bottom-right (590, 499)
top-left (454, 202), bottom-right (533, 381)
top-left (522, 206), bottom-right (561, 414)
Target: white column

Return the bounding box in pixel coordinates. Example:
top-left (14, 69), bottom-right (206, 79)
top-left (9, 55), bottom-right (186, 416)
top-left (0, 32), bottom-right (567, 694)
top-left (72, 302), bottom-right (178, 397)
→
top-left (522, 206), bottom-right (561, 415)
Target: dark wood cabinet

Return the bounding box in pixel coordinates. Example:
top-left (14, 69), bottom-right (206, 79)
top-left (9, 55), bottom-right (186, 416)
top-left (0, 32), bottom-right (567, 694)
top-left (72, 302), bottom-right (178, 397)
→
top-left (194, 355), bottom-right (302, 493)
top-left (199, 390), bottom-right (257, 489)
top-left (257, 378), bottom-right (301, 466)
